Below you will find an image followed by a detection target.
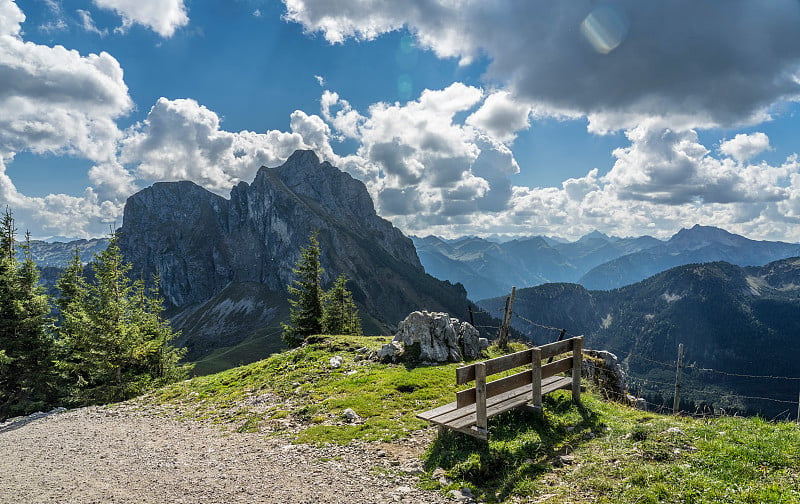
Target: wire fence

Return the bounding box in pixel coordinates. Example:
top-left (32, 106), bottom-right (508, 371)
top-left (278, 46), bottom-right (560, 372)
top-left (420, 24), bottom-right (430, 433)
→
top-left (473, 304), bottom-right (800, 421)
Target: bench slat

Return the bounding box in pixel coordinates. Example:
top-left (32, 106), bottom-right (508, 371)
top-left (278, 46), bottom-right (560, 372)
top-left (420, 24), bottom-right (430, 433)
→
top-left (538, 338), bottom-right (575, 360)
top-left (456, 368), bottom-right (533, 407)
top-left (541, 376), bottom-right (572, 395)
top-left (421, 375), bottom-right (570, 429)
top-left (541, 356), bottom-right (572, 379)
top-left (449, 376), bottom-right (569, 430)
top-left (416, 401), bottom-right (458, 421)
top-left (443, 386), bottom-right (529, 429)
top-left (456, 348), bottom-right (532, 384)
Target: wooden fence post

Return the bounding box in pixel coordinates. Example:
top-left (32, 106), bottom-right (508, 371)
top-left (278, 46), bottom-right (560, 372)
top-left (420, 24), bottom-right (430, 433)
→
top-left (673, 343), bottom-right (684, 415)
top-left (547, 328), bottom-right (566, 364)
top-left (497, 287), bottom-right (516, 350)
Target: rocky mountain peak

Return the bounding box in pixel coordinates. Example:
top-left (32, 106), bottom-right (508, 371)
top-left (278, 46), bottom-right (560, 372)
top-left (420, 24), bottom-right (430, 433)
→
top-left (118, 150), bottom-right (464, 350)
top-left (669, 224), bottom-right (743, 249)
top-left (578, 230), bottom-right (611, 244)
top-left (244, 150), bottom-right (379, 232)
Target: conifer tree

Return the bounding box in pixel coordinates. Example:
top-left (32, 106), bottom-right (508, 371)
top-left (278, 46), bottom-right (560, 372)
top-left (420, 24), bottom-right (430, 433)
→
top-left (321, 274), bottom-right (362, 336)
top-left (54, 248), bottom-right (91, 399)
top-left (56, 233), bottom-right (189, 405)
top-left (282, 230), bottom-right (324, 346)
top-left (0, 209), bottom-right (58, 419)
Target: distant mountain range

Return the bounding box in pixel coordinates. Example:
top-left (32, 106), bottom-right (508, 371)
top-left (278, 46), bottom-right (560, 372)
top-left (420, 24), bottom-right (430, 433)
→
top-left (17, 238), bottom-right (109, 267)
top-left (579, 226), bottom-right (800, 290)
top-left (478, 257), bottom-right (800, 417)
top-left (412, 226), bottom-right (800, 299)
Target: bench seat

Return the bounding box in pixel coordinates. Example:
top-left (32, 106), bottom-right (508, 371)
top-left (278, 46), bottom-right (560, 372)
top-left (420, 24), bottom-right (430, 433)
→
top-left (416, 336), bottom-right (583, 440)
top-left (417, 376), bottom-right (572, 438)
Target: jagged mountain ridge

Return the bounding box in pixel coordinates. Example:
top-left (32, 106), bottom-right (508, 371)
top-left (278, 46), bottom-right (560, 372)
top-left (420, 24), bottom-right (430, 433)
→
top-left (411, 232), bottom-right (661, 299)
top-left (117, 150), bottom-right (481, 361)
top-left (478, 256), bottom-right (800, 416)
top-left (579, 225), bottom-right (800, 290)
top-left (16, 238), bottom-right (110, 268)
top-left (414, 225), bottom-right (800, 299)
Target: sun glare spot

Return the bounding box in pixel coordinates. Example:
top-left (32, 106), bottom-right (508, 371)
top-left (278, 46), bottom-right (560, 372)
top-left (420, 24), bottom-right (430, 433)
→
top-left (580, 5), bottom-right (629, 55)
top-left (398, 74), bottom-right (413, 101)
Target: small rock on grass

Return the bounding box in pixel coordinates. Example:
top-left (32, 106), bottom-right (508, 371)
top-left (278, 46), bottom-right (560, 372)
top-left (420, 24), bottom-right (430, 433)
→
top-left (343, 408), bottom-right (360, 422)
top-left (450, 487), bottom-right (475, 502)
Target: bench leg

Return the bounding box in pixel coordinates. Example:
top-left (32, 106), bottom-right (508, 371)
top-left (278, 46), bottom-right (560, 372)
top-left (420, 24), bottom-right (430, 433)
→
top-left (531, 347), bottom-right (542, 409)
top-left (475, 362), bottom-right (488, 432)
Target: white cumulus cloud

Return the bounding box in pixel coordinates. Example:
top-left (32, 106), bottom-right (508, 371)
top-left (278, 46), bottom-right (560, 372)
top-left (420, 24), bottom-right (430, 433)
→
top-left (605, 124), bottom-right (789, 205)
top-left (317, 83), bottom-right (521, 227)
top-left (466, 91), bottom-right (532, 144)
top-left (0, 156), bottom-right (124, 239)
top-left (719, 132), bottom-right (771, 163)
top-left (120, 97), bottom-right (327, 194)
top-left (92, 0), bottom-right (189, 38)
top-left (0, 1), bottom-right (132, 161)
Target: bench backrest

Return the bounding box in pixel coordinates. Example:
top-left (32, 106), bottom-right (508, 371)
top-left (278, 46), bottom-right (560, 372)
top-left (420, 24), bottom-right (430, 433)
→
top-left (454, 336), bottom-right (582, 408)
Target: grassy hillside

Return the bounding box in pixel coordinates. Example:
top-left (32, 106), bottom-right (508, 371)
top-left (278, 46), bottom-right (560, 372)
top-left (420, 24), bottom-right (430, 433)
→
top-left (136, 335), bottom-right (800, 503)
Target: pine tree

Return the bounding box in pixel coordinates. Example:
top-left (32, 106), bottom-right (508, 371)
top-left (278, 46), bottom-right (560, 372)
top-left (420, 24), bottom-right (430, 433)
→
top-left (55, 233), bottom-right (189, 405)
top-left (0, 209), bottom-right (58, 419)
top-left (54, 248), bottom-right (92, 399)
top-left (321, 274), bottom-right (362, 336)
top-left (282, 230), bottom-right (324, 346)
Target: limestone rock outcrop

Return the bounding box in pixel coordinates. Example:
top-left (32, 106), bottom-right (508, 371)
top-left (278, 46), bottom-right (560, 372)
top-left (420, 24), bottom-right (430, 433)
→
top-left (582, 349), bottom-right (629, 400)
top-left (384, 311), bottom-right (488, 363)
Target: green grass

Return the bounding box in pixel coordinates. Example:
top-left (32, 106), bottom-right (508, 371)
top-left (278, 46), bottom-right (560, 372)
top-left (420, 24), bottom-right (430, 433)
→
top-left (424, 393), bottom-right (800, 502)
top-left (191, 325), bottom-right (286, 376)
top-left (137, 334), bottom-right (800, 503)
top-left (143, 334), bottom-right (472, 443)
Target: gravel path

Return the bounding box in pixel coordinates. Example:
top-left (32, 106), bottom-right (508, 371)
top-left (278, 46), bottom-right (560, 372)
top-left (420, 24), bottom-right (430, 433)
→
top-left (0, 406), bottom-right (454, 504)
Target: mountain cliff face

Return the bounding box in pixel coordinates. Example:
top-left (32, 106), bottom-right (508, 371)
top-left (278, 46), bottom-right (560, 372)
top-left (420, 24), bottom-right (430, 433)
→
top-left (479, 257), bottom-right (800, 416)
top-left (118, 150), bottom-right (476, 362)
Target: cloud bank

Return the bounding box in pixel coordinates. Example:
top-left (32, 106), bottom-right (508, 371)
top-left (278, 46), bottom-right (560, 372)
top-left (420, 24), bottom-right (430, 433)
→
top-left (0, 0), bottom-right (131, 237)
top-left (284, 0), bottom-right (800, 131)
top-left (3, 0), bottom-right (800, 244)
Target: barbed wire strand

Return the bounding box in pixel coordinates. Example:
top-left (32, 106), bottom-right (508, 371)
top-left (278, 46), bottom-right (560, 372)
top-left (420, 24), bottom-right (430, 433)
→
top-left (687, 365), bottom-right (800, 381)
top-left (499, 310), bottom-right (800, 415)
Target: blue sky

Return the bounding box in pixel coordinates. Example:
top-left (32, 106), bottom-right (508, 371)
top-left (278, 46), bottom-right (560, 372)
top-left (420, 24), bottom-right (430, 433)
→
top-left (3, 0), bottom-right (800, 242)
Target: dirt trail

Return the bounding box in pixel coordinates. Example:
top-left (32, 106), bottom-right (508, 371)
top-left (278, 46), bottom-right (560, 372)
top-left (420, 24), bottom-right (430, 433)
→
top-left (0, 406), bottom-right (453, 504)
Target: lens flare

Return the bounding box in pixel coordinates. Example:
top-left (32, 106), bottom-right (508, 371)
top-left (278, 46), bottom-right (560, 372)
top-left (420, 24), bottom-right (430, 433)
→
top-left (580, 5), bottom-right (629, 54)
top-left (398, 74), bottom-right (413, 101)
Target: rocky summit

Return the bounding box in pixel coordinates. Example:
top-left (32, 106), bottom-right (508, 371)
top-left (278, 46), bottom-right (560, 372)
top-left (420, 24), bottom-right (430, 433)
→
top-left (118, 150), bottom-right (476, 362)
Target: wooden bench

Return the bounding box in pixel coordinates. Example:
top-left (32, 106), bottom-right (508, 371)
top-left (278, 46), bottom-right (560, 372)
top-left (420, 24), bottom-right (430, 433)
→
top-left (417, 336), bottom-right (583, 440)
